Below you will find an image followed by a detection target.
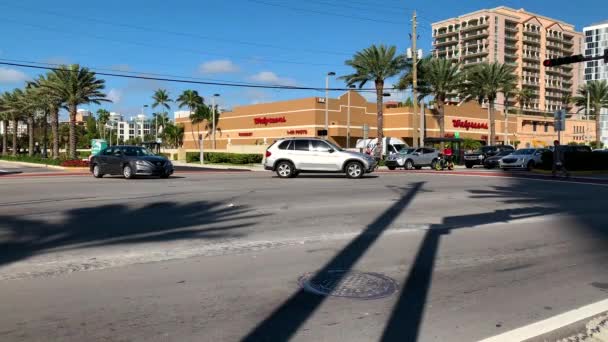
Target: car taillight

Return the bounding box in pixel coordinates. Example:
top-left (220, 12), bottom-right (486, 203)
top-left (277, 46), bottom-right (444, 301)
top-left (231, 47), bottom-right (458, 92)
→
top-left (265, 151), bottom-right (272, 158)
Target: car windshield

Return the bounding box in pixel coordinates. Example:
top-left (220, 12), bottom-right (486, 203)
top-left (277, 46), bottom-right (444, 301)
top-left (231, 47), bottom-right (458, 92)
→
top-left (324, 140), bottom-right (343, 152)
top-left (497, 150), bottom-right (512, 157)
top-left (399, 148), bottom-right (416, 155)
top-left (121, 147), bottom-right (156, 157)
top-left (513, 149), bottom-right (535, 155)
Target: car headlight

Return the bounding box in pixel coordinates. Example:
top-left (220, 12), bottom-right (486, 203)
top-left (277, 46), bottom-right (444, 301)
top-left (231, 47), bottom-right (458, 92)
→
top-left (136, 160), bottom-right (150, 166)
top-left (478, 155), bottom-right (484, 159)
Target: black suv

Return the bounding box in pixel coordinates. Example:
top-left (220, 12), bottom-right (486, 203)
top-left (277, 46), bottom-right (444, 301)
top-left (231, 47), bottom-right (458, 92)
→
top-left (464, 145), bottom-right (515, 168)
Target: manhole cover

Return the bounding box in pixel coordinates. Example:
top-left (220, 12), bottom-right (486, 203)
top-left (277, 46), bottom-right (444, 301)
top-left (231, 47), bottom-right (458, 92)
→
top-left (299, 270), bottom-right (398, 300)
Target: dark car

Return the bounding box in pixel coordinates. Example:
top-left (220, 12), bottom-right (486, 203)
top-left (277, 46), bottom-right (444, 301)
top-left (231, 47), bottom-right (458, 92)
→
top-left (90, 145), bottom-right (174, 179)
top-left (483, 150), bottom-right (513, 169)
top-left (464, 145), bottom-right (515, 168)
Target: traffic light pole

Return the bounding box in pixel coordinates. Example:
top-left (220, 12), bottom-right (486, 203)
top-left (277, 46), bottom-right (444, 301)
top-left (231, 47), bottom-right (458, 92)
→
top-left (543, 49), bottom-right (608, 67)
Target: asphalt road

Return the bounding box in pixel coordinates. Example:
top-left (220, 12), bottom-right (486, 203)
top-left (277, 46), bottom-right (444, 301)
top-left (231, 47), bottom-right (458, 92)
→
top-left (0, 171), bottom-right (607, 342)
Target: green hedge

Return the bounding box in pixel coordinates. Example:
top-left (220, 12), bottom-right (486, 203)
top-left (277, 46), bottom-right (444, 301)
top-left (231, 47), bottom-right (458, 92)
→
top-left (186, 152), bottom-right (263, 164)
top-left (0, 155), bottom-right (63, 165)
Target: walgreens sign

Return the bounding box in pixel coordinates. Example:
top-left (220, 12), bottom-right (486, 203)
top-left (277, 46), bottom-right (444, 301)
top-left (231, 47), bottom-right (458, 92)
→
top-left (452, 119), bottom-right (488, 130)
top-left (254, 116), bottom-right (287, 125)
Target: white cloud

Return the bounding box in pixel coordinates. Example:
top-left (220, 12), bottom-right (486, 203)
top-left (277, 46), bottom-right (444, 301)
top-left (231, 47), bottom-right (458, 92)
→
top-left (107, 89), bottom-right (123, 103)
top-left (244, 89), bottom-right (272, 104)
top-left (249, 71), bottom-right (296, 86)
top-left (0, 67), bottom-right (29, 83)
top-left (199, 60), bottom-right (240, 74)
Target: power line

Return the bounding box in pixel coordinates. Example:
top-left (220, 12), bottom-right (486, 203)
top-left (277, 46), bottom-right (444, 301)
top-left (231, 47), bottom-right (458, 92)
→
top-left (0, 3), bottom-right (352, 57)
top-left (0, 18), bottom-right (339, 67)
top-left (0, 61), bottom-right (393, 92)
top-left (247, 0), bottom-right (405, 26)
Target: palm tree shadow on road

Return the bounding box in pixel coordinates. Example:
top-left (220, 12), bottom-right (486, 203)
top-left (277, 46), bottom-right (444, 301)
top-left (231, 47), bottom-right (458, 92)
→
top-left (0, 200), bottom-right (267, 267)
top-left (241, 180), bottom-right (565, 342)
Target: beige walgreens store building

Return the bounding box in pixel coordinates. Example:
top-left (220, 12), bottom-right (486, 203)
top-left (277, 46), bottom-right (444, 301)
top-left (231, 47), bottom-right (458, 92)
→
top-left (176, 91), bottom-right (595, 150)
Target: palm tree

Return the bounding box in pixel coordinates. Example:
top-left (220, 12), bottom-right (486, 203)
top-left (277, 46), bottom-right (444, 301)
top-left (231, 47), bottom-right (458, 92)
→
top-left (96, 109), bottom-right (110, 139)
top-left (152, 112), bottom-right (170, 134)
top-left (515, 88), bottom-right (534, 115)
top-left (2, 89), bottom-right (26, 156)
top-left (561, 93), bottom-right (573, 113)
top-left (415, 58), bottom-right (462, 148)
top-left (28, 73), bottom-right (63, 159)
top-left (176, 90), bottom-right (204, 147)
top-left (40, 64), bottom-right (110, 159)
top-left (574, 80), bottom-right (608, 147)
top-left (340, 44), bottom-right (406, 159)
top-left (0, 94), bottom-right (9, 156)
top-left (164, 122), bottom-right (185, 148)
top-left (188, 103), bottom-right (209, 148)
top-left (463, 62), bottom-right (517, 145)
top-left (22, 88), bottom-right (39, 157)
top-left (152, 89), bottom-right (172, 111)
top-left (204, 104), bottom-right (222, 142)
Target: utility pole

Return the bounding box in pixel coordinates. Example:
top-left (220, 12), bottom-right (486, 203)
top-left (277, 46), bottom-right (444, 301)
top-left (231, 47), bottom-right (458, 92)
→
top-left (411, 11), bottom-right (419, 148)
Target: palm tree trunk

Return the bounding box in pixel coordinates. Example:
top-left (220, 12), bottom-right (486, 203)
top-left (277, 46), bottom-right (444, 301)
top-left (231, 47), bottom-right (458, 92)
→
top-left (189, 106), bottom-right (198, 149)
top-left (51, 107), bottom-right (59, 159)
top-left (43, 111), bottom-right (48, 158)
top-left (11, 119), bottom-right (18, 156)
top-left (1, 120), bottom-right (8, 155)
top-left (596, 105), bottom-right (602, 148)
top-left (375, 80), bottom-right (384, 160)
top-left (69, 104), bottom-right (77, 159)
top-left (27, 115), bottom-right (34, 157)
top-left (489, 99), bottom-right (496, 145)
top-left (437, 98), bottom-right (446, 150)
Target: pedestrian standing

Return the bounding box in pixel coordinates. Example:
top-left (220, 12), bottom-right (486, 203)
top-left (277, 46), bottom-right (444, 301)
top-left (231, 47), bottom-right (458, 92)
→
top-left (552, 140), bottom-right (570, 178)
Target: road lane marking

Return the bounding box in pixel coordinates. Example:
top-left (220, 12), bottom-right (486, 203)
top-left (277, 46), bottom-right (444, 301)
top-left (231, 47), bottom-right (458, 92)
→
top-left (478, 298), bottom-right (608, 342)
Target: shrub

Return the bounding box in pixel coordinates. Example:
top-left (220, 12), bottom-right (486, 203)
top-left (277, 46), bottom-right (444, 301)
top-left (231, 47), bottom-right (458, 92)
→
top-left (60, 159), bottom-right (90, 167)
top-left (186, 152), bottom-right (263, 164)
top-left (0, 155), bottom-right (62, 165)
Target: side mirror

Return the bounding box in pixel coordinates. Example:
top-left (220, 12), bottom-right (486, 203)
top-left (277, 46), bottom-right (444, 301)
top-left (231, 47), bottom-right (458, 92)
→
top-left (328, 149), bottom-right (335, 153)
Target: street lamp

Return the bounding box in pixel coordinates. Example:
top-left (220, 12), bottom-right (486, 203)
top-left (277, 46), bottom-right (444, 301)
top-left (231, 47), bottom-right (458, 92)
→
top-left (142, 104), bottom-right (148, 140)
top-left (325, 72), bottom-right (336, 138)
top-left (211, 93), bottom-right (220, 150)
top-left (347, 85), bottom-right (356, 149)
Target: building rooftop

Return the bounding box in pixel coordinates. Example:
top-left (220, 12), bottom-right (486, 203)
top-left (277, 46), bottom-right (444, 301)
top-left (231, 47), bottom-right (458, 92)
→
top-left (585, 20), bottom-right (608, 29)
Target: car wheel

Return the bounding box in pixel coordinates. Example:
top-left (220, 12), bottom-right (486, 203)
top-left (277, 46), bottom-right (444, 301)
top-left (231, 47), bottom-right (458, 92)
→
top-left (465, 163), bottom-right (473, 169)
top-left (123, 165), bottom-right (134, 179)
top-left (345, 161), bottom-right (364, 179)
top-left (276, 161), bottom-right (294, 178)
top-left (388, 165), bottom-right (396, 171)
top-left (92, 164), bottom-right (103, 178)
top-left (160, 173), bottom-right (170, 179)
top-left (526, 161), bottom-right (535, 171)
top-left (405, 159), bottom-right (414, 170)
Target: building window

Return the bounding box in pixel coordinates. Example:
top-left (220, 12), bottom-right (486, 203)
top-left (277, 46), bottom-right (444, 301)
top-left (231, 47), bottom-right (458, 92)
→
top-left (533, 122), bottom-right (537, 132)
top-left (544, 124), bottom-right (548, 133)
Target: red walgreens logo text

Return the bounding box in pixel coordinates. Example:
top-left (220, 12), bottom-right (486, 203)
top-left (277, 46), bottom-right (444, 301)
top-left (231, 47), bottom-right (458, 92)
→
top-left (254, 116), bottom-right (287, 125)
top-left (452, 119), bottom-right (488, 130)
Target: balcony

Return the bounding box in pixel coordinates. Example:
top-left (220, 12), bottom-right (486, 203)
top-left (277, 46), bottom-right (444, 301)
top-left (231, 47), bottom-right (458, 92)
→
top-left (434, 30), bottom-right (459, 39)
top-left (545, 83), bottom-right (563, 91)
top-left (546, 34), bottom-right (564, 42)
top-left (434, 39), bottom-right (459, 47)
top-left (462, 59), bottom-right (486, 67)
top-left (504, 51), bottom-right (518, 59)
top-left (462, 50), bottom-right (489, 58)
top-left (505, 34), bottom-right (518, 41)
top-left (523, 37), bottom-right (541, 46)
top-left (523, 63), bottom-right (540, 70)
top-left (505, 26), bottom-right (519, 33)
top-left (523, 29), bottom-right (541, 37)
top-left (461, 31), bottom-right (489, 41)
top-left (460, 23), bottom-right (489, 33)
top-left (522, 54), bottom-right (540, 62)
top-left (545, 92), bottom-right (563, 99)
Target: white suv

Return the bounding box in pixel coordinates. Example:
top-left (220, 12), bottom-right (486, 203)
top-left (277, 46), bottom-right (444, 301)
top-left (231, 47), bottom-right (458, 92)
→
top-left (264, 138), bottom-right (377, 179)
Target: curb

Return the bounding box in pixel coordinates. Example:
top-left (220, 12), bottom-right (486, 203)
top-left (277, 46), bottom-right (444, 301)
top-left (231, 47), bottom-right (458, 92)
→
top-left (0, 159), bottom-right (65, 169)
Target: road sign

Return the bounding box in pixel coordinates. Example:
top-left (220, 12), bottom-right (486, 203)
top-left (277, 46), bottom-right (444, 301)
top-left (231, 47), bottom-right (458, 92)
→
top-left (554, 110), bottom-right (566, 131)
top-left (91, 139), bottom-right (107, 156)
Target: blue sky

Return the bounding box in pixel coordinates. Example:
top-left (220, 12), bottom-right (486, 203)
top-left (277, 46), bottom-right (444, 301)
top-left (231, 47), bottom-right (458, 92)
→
top-left (0, 0), bottom-right (605, 119)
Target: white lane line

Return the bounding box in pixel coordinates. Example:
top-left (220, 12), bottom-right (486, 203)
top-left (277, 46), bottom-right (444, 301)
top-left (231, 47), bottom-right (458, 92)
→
top-left (478, 298), bottom-right (608, 342)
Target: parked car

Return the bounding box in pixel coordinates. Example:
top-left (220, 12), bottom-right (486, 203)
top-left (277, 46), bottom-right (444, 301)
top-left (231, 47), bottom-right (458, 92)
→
top-left (385, 147), bottom-right (440, 170)
top-left (499, 148), bottom-right (549, 171)
top-left (483, 150), bottom-right (513, 169)
top-left (264, 138), bottom-right (377, 179)
top-left (90, 145), bottom-right (174, 179)
top-left (384, 148), bottom-right (416, 170)
top-left (464, 145), bottom-right (515, 168)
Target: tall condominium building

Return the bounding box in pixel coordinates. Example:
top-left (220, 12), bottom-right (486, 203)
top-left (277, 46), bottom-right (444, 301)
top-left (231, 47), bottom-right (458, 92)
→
top-left (583, 21), bottom-right (608, 146)
top-left (432, 7), bottom-right (583, 115)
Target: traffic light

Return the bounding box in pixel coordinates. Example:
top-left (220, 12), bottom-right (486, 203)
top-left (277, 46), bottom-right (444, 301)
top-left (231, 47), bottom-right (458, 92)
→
top-left (543, 54), bottom-right (585, 67)
top-left (605, 49), bottom-right (608, 63)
